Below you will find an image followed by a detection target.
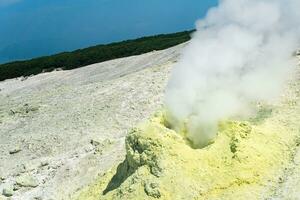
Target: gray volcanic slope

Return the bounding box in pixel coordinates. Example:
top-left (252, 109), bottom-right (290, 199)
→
top-left (0, 43), bottom-right (185, 200)
top-left (1, 43), bottom-right (300, 200)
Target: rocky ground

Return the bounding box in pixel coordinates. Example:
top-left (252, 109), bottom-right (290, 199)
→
top-left (0, 43), bottom-right (185, 200)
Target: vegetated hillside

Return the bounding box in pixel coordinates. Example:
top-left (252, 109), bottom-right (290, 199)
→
top-left (0, 30), bottom-right (193, 81)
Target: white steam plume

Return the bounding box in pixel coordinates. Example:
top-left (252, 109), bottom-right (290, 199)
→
top-left (165, 0), bottom-right (300, 148)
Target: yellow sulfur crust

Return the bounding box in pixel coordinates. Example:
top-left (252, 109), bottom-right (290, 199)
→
top-left (74, 76), bottom-right (300, 200)
top-left (74, 108), bottom-right (300, 200)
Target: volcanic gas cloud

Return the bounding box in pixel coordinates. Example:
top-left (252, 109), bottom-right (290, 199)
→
top-left (165, 0), bottom-right (300, 148)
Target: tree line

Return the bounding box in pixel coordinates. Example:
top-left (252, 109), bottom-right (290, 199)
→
top-left (0, 30), bottom-right (193, 81)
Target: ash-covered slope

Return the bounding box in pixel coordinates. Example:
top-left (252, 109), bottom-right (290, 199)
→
top-left (1, 43), bottom-right (300, 200)
top-left (0, 43), bottom-right (185, 200)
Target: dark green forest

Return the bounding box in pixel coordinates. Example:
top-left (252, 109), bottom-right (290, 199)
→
top-left (0, 30), bottom-right (193, 81)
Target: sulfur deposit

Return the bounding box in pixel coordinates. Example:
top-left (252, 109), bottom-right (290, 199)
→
top-left (75, 75), bottom-right (300, 200)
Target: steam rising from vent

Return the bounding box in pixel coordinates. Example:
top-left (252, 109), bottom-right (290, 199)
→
top-left (165, 0), bottom-right (300, 148)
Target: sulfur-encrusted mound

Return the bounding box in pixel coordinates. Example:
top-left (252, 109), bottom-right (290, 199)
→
top-left (75, 99), bottom-right (300, 200)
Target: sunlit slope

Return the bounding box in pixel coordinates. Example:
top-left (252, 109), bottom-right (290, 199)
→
top-left (75, 69), bottom-right (300, 200)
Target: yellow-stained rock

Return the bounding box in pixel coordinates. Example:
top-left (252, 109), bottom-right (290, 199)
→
top-left (75, 97), bottom-right (300, 200)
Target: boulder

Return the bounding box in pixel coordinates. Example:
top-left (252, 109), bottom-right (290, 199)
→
top-left (16, 175), bottom-right (39, 188)
top-left (2, 186), bottom-right (13, 197)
